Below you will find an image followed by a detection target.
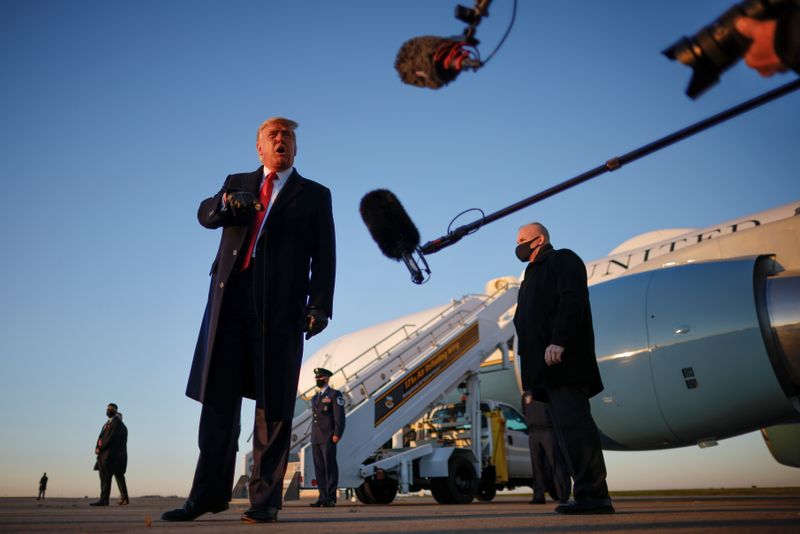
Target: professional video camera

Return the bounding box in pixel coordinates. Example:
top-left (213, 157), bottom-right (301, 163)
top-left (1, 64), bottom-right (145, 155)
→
top-left (663, 0), bottom-right (795, 98)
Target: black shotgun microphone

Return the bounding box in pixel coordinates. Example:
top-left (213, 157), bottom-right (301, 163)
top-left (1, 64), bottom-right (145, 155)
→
top-left (359, 189), bottom-right (430, 284)
top-left (395, 36), bottom-right (481, 89)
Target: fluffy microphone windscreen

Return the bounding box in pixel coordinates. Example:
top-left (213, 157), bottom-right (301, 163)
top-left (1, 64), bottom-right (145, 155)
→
top-left (395, 36), bottom-right (461, 89)
top-left (360, 189), bottom-right (421, 260)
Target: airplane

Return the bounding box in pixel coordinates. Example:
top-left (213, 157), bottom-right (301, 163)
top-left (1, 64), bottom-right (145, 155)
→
top-left (297, 200), bottom-right (800, 469)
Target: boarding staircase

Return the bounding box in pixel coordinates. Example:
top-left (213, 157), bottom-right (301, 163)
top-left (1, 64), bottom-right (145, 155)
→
top-left (291, 278), bottom-right (519, 488)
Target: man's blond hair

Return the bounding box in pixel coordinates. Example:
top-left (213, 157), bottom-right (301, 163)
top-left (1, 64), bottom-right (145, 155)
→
top-left (256, 117), bottom-right (298, 142)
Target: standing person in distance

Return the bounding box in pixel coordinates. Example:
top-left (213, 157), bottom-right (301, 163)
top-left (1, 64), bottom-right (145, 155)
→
top-left (513, 223), bottom-right (614, 515)
top-left (309, 367), bottom-right (346, 508)
top-left (162, 117), bottom-right (336, 524)
top-left (37, 473), bottom-right (48, 500)
top-left (91, 403), bottom-right (129, 506)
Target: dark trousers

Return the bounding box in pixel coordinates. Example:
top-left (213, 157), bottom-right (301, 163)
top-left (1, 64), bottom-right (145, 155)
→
top-left (312, 440), bottom-right (339, 503)
top-left (189, 269), bottom-right (291, 509)
top-left (546, 386), bottom-right (610, 503)
top-left (98, 463), bottom-right (128, 502)
top-left (114, 473), bottom-right (128, 501)
top-left (528, 429), bottom-right (571, 502)
top-left (37, 489), bottom-right (45, 499)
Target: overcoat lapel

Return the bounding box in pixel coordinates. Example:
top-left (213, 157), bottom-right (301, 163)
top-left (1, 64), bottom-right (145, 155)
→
top-left (230, 167), bottom-right (262, 195)
top-left (266, 169), bottom-right (303, 225)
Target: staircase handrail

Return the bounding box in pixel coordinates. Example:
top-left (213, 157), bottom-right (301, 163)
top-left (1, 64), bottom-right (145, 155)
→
top-left (297, 280), bottom-right (517, 410)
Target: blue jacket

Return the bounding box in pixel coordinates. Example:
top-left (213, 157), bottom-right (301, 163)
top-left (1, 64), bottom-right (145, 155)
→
top-left (311, 387), bottom-right (345, 444)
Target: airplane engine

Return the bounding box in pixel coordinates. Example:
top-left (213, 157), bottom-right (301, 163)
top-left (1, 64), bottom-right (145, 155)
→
top-left (589, 255), bottom-right (800, 450)
top-left (760, 422), bottom-right (800, 467)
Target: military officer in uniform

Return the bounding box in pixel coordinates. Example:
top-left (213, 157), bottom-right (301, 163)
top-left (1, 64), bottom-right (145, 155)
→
top-left (310, 368), bottom-right (345, 507)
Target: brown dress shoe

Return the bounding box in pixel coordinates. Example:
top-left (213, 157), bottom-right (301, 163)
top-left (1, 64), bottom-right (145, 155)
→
top-left (241, 505), bottom-right (278, 523)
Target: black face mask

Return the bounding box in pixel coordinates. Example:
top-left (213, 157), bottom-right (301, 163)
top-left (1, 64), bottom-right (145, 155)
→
top-left (515, 239), bottom-right (541, 262)
top-left (106, 410), bottom-right (115, 418)
top-left (316, 379), bottom-right (327, 388)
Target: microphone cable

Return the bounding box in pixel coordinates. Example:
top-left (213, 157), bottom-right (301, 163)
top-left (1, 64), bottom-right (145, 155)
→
top-left (447, 208), bottom-right (485, 236)
top-left (479, 0), bottom-right (518, 67)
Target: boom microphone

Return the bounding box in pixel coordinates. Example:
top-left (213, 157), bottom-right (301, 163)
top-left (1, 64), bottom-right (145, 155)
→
top-left (359, 189), bottom-right (430, 284)
top-left (395, 36), bottom-right (481, 89)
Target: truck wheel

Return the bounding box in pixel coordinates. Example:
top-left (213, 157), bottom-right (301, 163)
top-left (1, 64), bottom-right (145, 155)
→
top-left (476, 484), bottom-right (497, 502)
top-left (362, 478), bottom-right (398, 504)
top-left (430, 454), bottom-right (478, 505)
top-left (355, 484), bottom-right (375, 504)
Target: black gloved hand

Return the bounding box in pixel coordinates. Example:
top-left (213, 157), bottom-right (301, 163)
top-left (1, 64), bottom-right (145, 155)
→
top-left (226, 191), bottom-right (262, 213)
top-left (304, 307), bottom-right (328, 340)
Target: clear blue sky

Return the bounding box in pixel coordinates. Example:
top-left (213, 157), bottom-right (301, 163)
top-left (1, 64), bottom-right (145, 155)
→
top-left (1, 0), bottom-right (798, 497)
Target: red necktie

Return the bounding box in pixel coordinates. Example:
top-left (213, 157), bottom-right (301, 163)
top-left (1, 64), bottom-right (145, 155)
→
top-left (240, 172), bottom-right (276, 271)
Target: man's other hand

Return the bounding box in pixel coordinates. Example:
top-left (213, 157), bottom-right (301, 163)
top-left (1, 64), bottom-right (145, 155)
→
top-left (304, 308), bottom-right (328, 340)
top-left (544, 344), bottom-right (564, 366)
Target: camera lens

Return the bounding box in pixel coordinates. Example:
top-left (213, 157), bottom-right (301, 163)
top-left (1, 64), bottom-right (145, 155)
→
top-left (663, 0), bottom-right (786, 98)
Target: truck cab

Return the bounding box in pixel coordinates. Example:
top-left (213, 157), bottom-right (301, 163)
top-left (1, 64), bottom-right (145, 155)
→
top-left (424, 399), bottom-right (533, 501)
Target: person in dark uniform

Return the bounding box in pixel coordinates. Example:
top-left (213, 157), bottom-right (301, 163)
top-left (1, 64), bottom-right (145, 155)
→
top-left (522, 391), bottom-right (571, 505)
top-left (513, 223), bottom-right (614, 515)
top-left (310, 367), bottom-right (345, 507)
top-left (37, 473), bottom-right (47, 500)
top-left (91, 403), bottom-right (129, 506)
top-left (162, 117), bottom-right (336, 524)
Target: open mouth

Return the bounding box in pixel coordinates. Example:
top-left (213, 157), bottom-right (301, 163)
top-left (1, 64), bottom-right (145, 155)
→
top-left (276, 146), bottom-right (286, 154)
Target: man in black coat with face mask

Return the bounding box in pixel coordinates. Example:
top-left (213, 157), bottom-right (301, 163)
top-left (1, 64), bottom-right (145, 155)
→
top-left (91, 403), bottom-right (128, 506)
top-left (513, 223), bottom-right (613, 515)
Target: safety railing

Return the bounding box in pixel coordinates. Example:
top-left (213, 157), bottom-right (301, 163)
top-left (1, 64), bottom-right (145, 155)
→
top-left (290, 280), bottom-right (517, 448)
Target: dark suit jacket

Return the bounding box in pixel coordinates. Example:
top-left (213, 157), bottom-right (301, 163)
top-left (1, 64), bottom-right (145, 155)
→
top-left (522, 392), bottom-right (554, 430)
top-left (311, 387), bottom-right (346, 444)
top-left (96, 416), bottom-right (127, 474)
top-left (187, 167), bottom-right (336, 420)
top-left (513, 244), bottom-right (603, 400)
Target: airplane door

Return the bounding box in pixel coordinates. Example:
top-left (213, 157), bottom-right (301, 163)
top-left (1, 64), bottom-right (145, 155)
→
top-left (646, 257), bottom-right (792, 443)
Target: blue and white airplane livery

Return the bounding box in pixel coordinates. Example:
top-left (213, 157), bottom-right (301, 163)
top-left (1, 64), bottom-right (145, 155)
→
top-left (298, 201), bottom-right (800, 469)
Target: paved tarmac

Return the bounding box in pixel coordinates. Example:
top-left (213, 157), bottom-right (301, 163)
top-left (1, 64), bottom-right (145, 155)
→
top-left (1, 495), bottom-right (798, 533)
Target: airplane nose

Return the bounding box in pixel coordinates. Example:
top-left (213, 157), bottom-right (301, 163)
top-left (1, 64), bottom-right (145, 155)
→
top-left (762, 270), bottom-right (800, 396)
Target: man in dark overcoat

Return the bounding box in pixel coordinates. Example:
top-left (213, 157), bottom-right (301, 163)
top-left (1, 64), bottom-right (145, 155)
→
top-left (91, 403), bottom-right (128, 506)
top-left (513, 223), bottom-right (613, 515)
top-left (163, 117), bottom-right (335, 524)
top-left (309, 367), bottom-right (345, 507)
